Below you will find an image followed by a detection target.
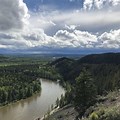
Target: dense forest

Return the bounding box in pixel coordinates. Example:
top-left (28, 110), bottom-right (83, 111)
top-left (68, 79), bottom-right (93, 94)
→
top-left (0, 56), bottom-right (61, 106)
top-left (50, 53), bottom-right (120, 94)
top-left (0, 64), bottom-right (41, 105)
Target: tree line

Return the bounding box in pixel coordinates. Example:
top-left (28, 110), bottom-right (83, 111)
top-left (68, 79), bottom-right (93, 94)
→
top-left (0, 62), bottom-right (62, 106)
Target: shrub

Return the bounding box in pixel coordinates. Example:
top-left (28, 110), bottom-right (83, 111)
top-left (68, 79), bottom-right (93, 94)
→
top-left (104, 107), bottom-right (120, 120)
top-left (89, 112), bottom-right (99, 120)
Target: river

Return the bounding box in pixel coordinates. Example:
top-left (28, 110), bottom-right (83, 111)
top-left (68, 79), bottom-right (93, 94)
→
top-left (0, 79), bottom-right (65, 120)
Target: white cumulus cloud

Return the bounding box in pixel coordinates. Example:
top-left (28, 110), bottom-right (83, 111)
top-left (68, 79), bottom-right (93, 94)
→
top-left (83, 0), bottom-right (120, 10)
top-left (98, 29), bottom-right (120, 48)
top-left (0, 0), bottom-right (29, 31)
top-left (54, 29), bottom-right (97, 48)
top-left (0, 0), bottom-right (120, 53)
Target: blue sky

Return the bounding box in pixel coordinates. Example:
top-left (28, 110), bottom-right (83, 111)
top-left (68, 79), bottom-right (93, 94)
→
top-left (24, 0), bottom-right (83, 10)
top-left (0, 0), bottom-right (120, 54)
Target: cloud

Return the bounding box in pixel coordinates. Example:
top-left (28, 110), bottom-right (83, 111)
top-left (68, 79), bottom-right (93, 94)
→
top-left (65, 25), bottom-right (76, 31)
top-left (53, 28), bottom-right (120, 50)
top-left (83, 0), bottom-right (120, 10)
top-left (0, 25), bottom-right (120, 53)
top-left (28, 0), bottom-right (120, 35)
top-left (35, 10), bottom-right (120, 34)
top-left (0, 0), bottom-right (120, 53)
top-left (0, 0), bottom-right (29, 31)
top-left (98, 29), bottom-right (120, 48)
top-left (54, 29), bottom-right (97, 48)
top-left (0, 27), bottom-right (50, 49)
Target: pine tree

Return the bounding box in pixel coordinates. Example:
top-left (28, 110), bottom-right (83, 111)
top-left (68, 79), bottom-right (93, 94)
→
top-left (74, 69), bottom-right (97, 117)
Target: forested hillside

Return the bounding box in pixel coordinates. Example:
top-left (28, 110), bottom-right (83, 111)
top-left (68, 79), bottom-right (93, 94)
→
top-left (51, 53), bottom-right (120, 94)
top-left (78, 53), bottom-right (120, 64)
top-left (45, 53), bottom-right (120, 120)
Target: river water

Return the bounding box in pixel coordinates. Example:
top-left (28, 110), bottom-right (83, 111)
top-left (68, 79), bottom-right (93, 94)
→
top-left (0, 79), bottom-right (65, 120)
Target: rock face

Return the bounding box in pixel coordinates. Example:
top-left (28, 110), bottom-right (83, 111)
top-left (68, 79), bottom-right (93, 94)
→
top-left (46, 104), bottom-right (78, 120)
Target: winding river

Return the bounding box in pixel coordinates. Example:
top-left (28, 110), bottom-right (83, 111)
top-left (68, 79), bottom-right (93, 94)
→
top-left (0, 79), bottom-right (65, 120)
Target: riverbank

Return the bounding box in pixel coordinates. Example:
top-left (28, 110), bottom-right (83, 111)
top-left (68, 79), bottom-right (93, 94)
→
top-left (0, 79), bottom-right (65, 120)
top-left (0, 91), bottom-right (41, 108)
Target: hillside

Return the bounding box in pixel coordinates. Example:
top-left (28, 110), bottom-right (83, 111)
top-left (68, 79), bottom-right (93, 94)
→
top-left (50, 57), bottom-right (75, 81)
top-left (45, 90), bottom-right (120, 120)
top-left (50, 53), bottom-right (120, 94)
top-left (82, 90), bottom-right (120, 120)
top-left (77, 53), bottom-right (120, 64)
top-left (42, 53), bottom-right (120, 120)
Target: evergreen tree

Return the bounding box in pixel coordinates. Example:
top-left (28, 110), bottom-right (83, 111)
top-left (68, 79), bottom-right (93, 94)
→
top-left (74, 69), bottom-right (97, 117)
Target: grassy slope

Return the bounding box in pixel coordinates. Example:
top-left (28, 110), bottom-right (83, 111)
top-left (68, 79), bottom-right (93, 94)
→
top-left (82, 90), bottom-right (120, 120)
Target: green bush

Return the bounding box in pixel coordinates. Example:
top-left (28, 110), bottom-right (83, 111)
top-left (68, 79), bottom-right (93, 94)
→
top-left (95, 107), bottom-right (120, 120)
top-left (89, 112), bottom-right (98, 120)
